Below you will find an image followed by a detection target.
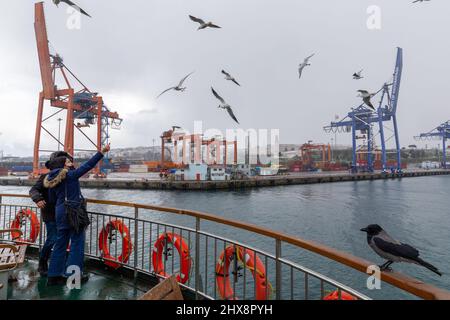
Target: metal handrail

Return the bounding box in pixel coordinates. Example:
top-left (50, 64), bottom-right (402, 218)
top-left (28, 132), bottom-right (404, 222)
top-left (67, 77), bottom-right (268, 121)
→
top-left (1, 193), bottom-right (450, 300)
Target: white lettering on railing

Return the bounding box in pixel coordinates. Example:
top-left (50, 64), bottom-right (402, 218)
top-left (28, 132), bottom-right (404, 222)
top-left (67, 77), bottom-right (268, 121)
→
top-left (366, 265), bottom-right (381, 290)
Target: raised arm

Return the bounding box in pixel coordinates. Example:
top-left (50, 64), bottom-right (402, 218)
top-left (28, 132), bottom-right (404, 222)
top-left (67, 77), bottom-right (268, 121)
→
top-left (69, 144), bottom-right (110, 179)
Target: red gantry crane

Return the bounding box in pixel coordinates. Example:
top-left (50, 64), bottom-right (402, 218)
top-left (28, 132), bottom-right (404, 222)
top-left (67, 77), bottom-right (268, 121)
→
top-left (32, 2), bottom-right (122, 177)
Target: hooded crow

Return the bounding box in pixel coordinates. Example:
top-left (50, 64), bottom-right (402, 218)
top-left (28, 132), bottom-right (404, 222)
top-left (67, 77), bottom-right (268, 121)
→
top-left (361, 224), bottom-right (442, 276)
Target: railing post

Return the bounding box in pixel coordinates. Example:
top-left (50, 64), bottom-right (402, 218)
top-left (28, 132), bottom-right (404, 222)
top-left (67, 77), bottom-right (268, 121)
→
top-left (38, 208), bottom-right (43, 252)
top-left (195, 217), bottom-right (200, 299)
top-left (275, 239), bottom-right (282, 300)
top-left (134, 206), bottom-right (139, 279)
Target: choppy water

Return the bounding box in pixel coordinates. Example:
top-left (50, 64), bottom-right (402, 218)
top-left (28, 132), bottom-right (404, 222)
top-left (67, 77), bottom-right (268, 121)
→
top-left (1, 176), bottom-right (449, 300)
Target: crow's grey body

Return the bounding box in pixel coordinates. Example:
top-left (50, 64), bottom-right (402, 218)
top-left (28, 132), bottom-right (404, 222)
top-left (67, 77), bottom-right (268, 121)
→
top-left (361, 224), bottom-right (442, 276)
top-left (368, 231), bottom-right (416, 263)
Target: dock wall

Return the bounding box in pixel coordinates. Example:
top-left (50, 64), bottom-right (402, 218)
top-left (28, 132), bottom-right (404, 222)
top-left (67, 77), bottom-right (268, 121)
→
top-left (1, 169), bottom-right (449, 191)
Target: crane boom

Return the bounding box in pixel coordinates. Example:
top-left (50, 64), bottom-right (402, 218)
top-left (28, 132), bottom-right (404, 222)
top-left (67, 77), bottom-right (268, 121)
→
top-left (389, 47), bottom-right (403, 113)
top-left (34, 2), bottom-right (55, 99)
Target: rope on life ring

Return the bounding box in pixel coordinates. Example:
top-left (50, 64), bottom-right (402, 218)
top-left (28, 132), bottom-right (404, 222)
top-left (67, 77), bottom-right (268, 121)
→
top-left (215, 245), bottom-right (272, 300)
top-left (10, 209), bottom-right (40, 243)
top-left (152, 232), bottom-right (192, 284)
top-left (98, 219), bottom-right (133, 269)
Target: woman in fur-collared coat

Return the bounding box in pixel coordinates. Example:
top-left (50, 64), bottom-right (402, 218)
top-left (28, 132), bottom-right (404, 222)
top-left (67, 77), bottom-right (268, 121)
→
top-left (44, 144), bottom-right (110, 286)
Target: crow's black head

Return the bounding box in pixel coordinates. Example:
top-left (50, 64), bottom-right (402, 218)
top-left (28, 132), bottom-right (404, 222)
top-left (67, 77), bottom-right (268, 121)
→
top-left (360, 224), bottom-right (383, 236)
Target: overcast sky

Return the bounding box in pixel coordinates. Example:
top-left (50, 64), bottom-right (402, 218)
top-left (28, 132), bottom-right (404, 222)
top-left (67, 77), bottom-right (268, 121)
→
top-left (0, 0), bottom-right (449, 156)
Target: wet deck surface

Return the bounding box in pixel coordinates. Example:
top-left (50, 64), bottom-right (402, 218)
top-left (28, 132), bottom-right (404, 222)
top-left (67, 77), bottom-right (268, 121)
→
top-left (7, 259), bottom-right (146, 300)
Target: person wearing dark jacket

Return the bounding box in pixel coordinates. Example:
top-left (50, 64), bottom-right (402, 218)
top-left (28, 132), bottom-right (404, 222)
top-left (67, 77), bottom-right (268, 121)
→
top-left (44, 144), bottom-right (110, 286)
top-left (29, 157), bottom-right (59, 276)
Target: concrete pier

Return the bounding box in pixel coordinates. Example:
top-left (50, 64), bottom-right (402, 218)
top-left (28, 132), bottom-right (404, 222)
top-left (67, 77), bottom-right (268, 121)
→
top-left (1, 169), bottom-right (449, 191)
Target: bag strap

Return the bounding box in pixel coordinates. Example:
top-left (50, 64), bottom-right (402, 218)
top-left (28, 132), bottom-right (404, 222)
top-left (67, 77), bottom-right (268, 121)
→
top-left (64, 179), bottom-right (68, 202)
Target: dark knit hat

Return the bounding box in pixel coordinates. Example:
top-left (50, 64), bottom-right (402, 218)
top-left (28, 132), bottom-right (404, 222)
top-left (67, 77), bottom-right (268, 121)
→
top-left (49, 151), bottom-right (73, 162)
top-left (47, 156), bottom-right (67, 170)
top-left (45, 151), bottom-right (73, 170)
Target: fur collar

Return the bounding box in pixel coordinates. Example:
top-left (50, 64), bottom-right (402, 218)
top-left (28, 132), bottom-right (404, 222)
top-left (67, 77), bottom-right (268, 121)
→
top-left (44, 169), bottom-right (68, 189)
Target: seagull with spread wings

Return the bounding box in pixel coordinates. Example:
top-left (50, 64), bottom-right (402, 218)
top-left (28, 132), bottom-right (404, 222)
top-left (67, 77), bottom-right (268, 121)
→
top-left (412, 0), bottom-right (431, 3)
top-left (189, 15), bottom-right (221, 30)
top-left (211, 87), bottom-right (239, 124)
top-left (298, 53), bottom-right (315, 79)
top-left (156, 72), bottom-right (194, 99)
top-left (221, 70), bottom-right (241, 86)
top-left (52, 0), bottom-right (91, 18)
top-left (357, 90), bottom-right (376, 110)
top-left (353, 69), bottom-right (364, 80)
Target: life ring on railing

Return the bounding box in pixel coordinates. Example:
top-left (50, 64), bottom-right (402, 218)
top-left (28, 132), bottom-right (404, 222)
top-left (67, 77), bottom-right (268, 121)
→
top-left (215, 245), bottom-right (271, 300)
top-left (323, 290), bottom-right (357, 300)
top-left (10, 209), bottom-right (40, 243)
top-left (152, 232), bottom-right (191, 284)
top-left (98, 220), bottom-right (132, 269)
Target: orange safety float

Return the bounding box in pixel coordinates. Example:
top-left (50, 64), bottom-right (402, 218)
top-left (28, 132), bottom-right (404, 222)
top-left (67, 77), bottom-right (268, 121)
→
top-left (99, 219), bottom-right (132, 269)
top-left (10, 209), bottom-right (40, 243)
top-left (152, 232), bottom-right (191, 284)
top-left (323, 290), bottom-right (357, 300)
top-left (216, 245), bottom-right (271, 300)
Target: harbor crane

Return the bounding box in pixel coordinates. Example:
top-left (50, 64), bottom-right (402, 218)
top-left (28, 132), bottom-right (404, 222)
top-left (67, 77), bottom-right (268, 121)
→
top-left (324, 47), bottom-right (403, 173)
top-left (415, 121), bottom-right (450, 169)
top-left (32, 2), bottom-right (122, 177)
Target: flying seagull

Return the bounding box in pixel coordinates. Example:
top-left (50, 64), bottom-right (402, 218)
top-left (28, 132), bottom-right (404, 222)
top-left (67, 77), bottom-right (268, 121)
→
top-left (172, 126), bottom-right (182, 131)
top-left (357, 90), bottom-right (376, 110)
top-left (298, 54), bottom-right (315, 79)
top-left (353, 70), bottom-right (364, 80)
top-left (412, 0), bottom-right (431, 3)
top-left (189, 15), bottom-right (221, 30)
top-left (156, 72), bottom-right (194, 99)
top-left (211, 87), bottom-right (239, 124)
top-left (52, 0), bottom-right (91, 18)
top-left (222, 70), bottom-right (241, 86)
top-left (361, 224), bottom-right (442, 276)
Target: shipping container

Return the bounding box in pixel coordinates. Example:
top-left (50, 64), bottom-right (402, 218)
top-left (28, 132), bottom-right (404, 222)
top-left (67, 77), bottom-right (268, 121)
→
top-left (11, 165), bottom-right (33, 173)
top-left (128, 164), bottom-right (148, 173)
top-left (0, 167), bottom-right (8, 176)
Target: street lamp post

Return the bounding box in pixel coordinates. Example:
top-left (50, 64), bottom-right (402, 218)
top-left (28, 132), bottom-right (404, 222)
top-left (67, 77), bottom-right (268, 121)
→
top-left (57, 118), bottom-right (63, 151)
top-left (331, 138), bottom-right (334, 162)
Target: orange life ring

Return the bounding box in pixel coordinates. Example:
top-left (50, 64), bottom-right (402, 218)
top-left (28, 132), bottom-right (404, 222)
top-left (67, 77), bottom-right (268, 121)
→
top-left (216, 245), bottom-right (271, 300)
top-left (323, 290), bottom-right (357, 300)
top-left (152, 232), bottom-right (191, 284)
top-left (10, 209), bottom-right (40, 243)
top-left (98, 220), bottom-right (132, 269)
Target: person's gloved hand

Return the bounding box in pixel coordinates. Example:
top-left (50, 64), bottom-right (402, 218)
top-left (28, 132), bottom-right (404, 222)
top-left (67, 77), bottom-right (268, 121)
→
top-left (101, 144), bottom-right (111, 154)
top-left (37, 200), bottom-right (46, 209)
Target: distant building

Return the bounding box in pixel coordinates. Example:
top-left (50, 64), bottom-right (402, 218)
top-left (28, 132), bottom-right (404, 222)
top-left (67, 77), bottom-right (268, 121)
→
top-left (175, 164), bottom-right (208, 181)
top-left (208, 166), bottom-right (230, 181)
